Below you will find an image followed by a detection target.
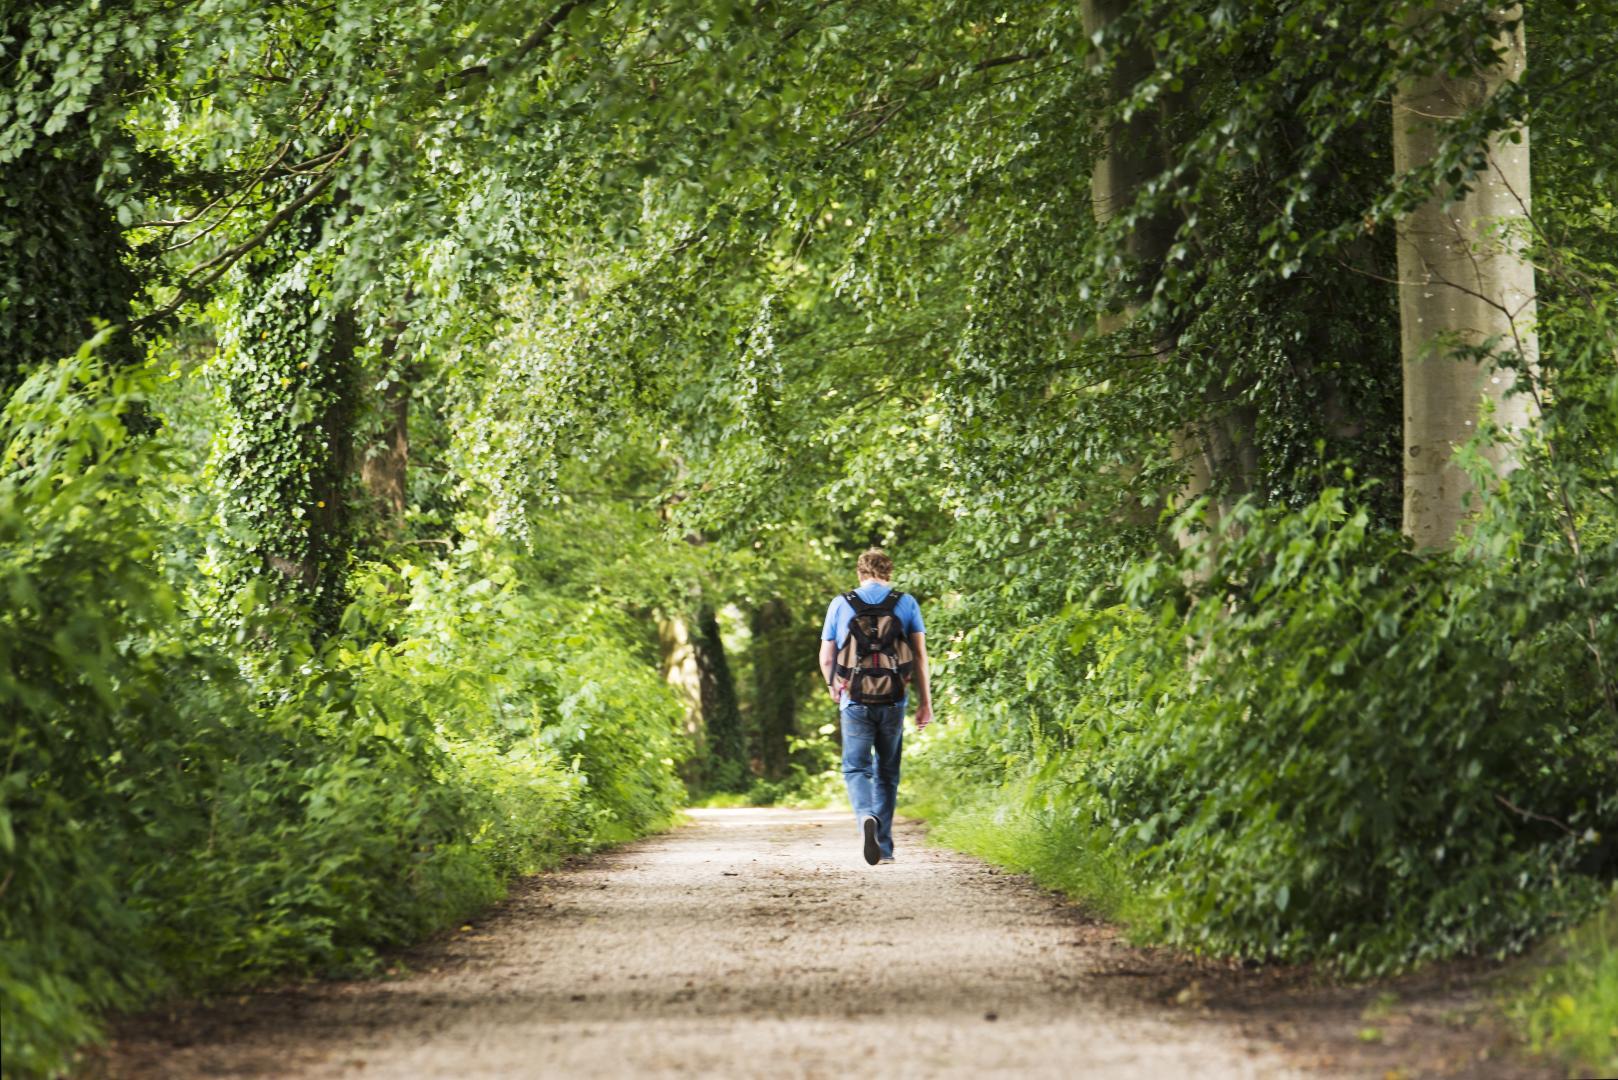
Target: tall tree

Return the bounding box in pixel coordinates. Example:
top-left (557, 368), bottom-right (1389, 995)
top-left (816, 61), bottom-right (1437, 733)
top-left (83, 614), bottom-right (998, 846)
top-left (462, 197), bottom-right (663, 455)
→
top-left (1080, 0), bottom-right (1255, 535)
top-left (360, 326), bottom-right (413, 527)
top-left (1393, 5), bottom-right (1537, 549)
top-left (693, 605), bottom-right (746, 791)
top-left (1081, 0), bottom-right (1175, 284)
top-left (749, 598), bottom-right (800, 782)
top-left (215, 206), bottom-right (359, 635)
top-left (1, 2), bottom-right (150, 389)
top-left (658, 613), bottom-right (705, 772)
top-left (0, 125), bottom-right (141, 388)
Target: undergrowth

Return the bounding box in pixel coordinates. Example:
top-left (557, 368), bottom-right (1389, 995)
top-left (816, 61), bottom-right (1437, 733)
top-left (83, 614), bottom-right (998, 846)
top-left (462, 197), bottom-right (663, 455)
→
top-left (914, 469), bottom-right (1617, 977)
top-left (690, 720), bottom-right (845, 809)
top-left (0, 353), bottom-right (686, 1077)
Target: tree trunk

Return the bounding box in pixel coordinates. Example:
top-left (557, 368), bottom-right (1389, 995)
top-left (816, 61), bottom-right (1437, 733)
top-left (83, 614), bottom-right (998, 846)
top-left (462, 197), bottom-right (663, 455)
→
top-left (1081, 0), bottom-right (1254, 537)
top-left (1194, 407), bottom-right (1261, 526)
top-left (217, 205), bottom-right (358, 638)
top-left (262, 307), bottom-right (357, 636)
top-left (1, 119), bottom-right (141, 390)
top-left (693, 606), bottom-right (747, 791)
top-left (749, 598), bottom-right (798, 781)
top-left (1081, 0), bottom-right (1174, 282)
top-left (362, 335), bottom-right (411, 522)
top-left (311, 310), bottom-right (357, 605)
top-left (1392, 8), bottom-right (1537, 550)
top-left (658, 614), bottom-right (705, 785)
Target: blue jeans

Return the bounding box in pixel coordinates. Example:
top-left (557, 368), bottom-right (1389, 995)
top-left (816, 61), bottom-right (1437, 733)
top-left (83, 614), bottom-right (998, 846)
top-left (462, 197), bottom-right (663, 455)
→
top-left (840, 701), bottom-right (905, 858)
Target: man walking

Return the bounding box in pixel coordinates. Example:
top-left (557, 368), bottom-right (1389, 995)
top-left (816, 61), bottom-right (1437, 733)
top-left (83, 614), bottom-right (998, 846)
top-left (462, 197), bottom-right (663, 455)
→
top-left (818, 548), bottom-right (932, 865)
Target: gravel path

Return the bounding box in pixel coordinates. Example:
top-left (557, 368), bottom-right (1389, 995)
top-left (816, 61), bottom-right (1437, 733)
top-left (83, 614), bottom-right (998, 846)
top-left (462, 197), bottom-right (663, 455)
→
top-left (96, 807), bottom-right (1552, 1078)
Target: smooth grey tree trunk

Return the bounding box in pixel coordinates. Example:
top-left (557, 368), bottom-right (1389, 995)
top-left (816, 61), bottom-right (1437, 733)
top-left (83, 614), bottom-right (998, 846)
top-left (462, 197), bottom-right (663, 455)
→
top-left (1392, 9), bottom-right (1537, 550)
top-left (658, 614), bottom-right (704, 772)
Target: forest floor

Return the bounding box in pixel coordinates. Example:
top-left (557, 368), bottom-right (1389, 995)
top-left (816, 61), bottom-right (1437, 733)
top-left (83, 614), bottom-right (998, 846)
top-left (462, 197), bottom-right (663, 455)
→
top-left (86, 808), bottom-right (1554, 1079)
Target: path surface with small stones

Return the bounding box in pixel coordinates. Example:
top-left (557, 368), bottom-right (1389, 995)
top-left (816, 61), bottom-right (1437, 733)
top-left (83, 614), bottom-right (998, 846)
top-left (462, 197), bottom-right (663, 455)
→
top-left (97, 808), bottom-right (1549, 1078)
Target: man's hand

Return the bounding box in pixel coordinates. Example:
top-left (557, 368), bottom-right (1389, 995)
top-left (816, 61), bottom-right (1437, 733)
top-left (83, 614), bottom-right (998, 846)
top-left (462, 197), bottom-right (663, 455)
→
top-left (908, 631), bottom-right (933, 731)
top-left (826, 683), bottom-right (841, 705)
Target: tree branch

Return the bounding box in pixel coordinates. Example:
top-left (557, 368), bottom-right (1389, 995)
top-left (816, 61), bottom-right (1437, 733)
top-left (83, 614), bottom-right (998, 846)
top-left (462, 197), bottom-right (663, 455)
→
top-left (913, 49), bottom-right (1051, 94)
top-left (833, 49), bottom-right (1052, 151)
top-left (1493, 793), bottom-right (1575, 836)
top-left (132, 161), bottom-right (345, 332)
top-left (450, 0), bottom-right (593, 87)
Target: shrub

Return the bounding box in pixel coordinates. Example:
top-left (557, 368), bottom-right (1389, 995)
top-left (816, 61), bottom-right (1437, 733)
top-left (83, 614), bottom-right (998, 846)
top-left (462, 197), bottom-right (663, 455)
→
top-left (916, 477), bottom-right (1617, 975)
top-left (0, 351), bottom-right (685, 1076)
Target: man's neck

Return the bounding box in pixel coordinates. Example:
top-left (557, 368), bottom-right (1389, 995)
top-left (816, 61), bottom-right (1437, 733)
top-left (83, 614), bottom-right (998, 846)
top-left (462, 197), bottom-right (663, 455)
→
top-left (858, 578), bottom-right (890, 589)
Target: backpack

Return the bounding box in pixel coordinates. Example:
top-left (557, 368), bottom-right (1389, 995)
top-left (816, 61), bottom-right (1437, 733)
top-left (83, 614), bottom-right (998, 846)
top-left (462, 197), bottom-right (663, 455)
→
top-left (832, 590), bottom-right (915, 706)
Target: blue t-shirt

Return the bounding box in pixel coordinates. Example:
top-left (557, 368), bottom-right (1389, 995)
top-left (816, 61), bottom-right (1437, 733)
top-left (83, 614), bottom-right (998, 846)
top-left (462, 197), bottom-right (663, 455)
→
top-left (822, 583), bottom-right (925, 706)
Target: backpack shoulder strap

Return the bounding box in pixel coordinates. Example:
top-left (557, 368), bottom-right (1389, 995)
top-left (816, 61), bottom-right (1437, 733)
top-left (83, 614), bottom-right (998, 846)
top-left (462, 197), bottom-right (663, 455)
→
top-left (846, 589), bottom-right (902, 615)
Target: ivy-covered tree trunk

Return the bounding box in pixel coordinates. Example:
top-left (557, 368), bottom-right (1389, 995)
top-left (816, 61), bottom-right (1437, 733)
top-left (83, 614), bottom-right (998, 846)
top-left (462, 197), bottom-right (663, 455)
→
top-left (693, 605), bottom-right (747, 791)
top-left (749, 598), bottom-right (799, 782)
top-left (1393, 8), bottom-right (1538, 550)
top-left (216, 210), bottom-right (359, 636)
top-left (0, 122), bottom-right (141, 389)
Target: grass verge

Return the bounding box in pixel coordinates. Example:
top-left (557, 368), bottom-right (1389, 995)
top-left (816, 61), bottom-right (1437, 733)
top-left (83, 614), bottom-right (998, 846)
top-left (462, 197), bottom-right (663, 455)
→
top-left (1505, 889), bottom-right (1618, 1076)
top-left (909, 768), bottom-right (1616, 1078)
top-left (898, 774), bottom-right (1144, 927)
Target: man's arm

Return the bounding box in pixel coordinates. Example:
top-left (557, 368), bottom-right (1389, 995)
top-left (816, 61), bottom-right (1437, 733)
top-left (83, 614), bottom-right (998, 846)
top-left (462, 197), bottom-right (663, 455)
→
top-left (819, 639), bottom-right (839, 703)
top-left (910, 632), bottom-right (933, 729)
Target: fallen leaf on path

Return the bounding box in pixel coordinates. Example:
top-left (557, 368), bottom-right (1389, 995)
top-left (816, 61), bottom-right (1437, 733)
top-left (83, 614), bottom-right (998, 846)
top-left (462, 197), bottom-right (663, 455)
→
top-left (1173, 981), bottom-right (1207, 1006)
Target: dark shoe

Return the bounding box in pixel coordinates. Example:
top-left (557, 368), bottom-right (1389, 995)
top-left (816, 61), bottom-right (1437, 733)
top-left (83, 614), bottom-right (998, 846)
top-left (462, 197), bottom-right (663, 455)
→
top-left (861, 816), bottom-right (881, 865)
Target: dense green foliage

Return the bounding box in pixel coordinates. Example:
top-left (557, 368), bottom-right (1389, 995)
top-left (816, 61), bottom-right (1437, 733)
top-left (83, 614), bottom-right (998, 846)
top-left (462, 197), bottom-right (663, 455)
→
top-left (0, 350), bottom-right (682, 1075)
top-left (919, 465), bottom-right (1617, 972)
top-left (3, 0), bottom-right (1616, 1073)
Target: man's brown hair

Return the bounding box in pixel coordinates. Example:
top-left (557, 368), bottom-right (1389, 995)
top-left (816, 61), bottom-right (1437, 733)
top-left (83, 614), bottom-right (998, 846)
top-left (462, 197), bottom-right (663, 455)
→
top-left (857, 548), bottom-right (894, 581)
